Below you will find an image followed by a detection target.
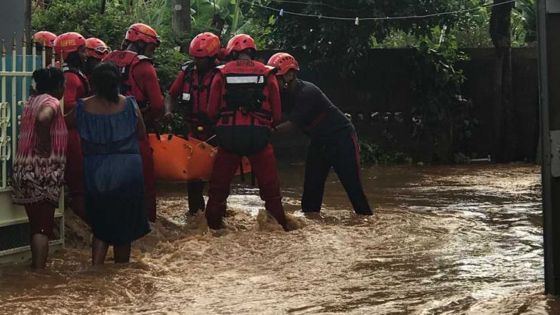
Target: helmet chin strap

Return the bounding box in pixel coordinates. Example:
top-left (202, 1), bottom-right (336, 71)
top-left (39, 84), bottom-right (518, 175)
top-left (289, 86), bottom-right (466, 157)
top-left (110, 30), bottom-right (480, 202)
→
top-left (283, 76), bottom-right (295, 89)
top-left (129, 41), bottom-right (147, 55)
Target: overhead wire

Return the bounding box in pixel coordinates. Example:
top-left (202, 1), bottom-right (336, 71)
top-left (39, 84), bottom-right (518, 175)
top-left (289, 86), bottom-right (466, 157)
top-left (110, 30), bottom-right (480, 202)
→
top-left (266, 0), bottom-right (359, 12)
top-left (247, 0), bottom-right (517, 22)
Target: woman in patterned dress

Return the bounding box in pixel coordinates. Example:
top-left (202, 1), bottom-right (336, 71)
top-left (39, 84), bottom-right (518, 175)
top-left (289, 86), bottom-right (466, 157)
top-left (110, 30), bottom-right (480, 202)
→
top-left (12, 68), bottom-right (67, 269)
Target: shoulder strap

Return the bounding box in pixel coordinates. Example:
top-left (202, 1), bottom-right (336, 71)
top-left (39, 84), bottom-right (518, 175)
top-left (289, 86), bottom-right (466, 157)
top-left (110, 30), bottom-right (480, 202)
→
top-left (63, 64), bottom-right (90, 95)
top-left (181, 61), bottom-right (195, 72)
top-left (125, 96), bottom-right (139, 113)
top-left (137, 54), bottom-right (152, 63)
top-left (264, 65), bottom-right (278, 76)
top-left (181, 61), bottom-right (196, 87)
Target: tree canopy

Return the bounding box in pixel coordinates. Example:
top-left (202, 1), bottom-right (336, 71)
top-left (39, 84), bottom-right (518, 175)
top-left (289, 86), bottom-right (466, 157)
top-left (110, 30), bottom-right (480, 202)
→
top-left (246, 0), bottom-right (535, 74)
top-left (248, 0), bottom-right (469, 72)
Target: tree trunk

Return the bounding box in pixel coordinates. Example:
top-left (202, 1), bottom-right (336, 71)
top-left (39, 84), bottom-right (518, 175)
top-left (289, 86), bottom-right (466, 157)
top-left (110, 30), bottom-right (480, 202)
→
top-left (100, 0), bottom-right (107, 14)
top-left (490, 0), bottom-right (515, 162)
top-left (172, 0), bottom-right (191, 36)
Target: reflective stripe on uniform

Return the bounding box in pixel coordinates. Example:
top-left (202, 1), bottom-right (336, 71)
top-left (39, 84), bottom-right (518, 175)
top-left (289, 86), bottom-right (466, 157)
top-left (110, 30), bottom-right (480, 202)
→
top-left (225, 75), bottom-right (265, 84)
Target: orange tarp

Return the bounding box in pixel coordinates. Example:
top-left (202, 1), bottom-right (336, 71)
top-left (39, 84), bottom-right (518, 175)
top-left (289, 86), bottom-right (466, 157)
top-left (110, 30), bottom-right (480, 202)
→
top-left (149, 133), bottom-right (251, 182)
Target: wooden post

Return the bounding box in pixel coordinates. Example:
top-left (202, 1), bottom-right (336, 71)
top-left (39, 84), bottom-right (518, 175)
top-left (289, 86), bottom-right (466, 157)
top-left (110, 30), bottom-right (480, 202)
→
top-left (172, 0), bottom-right (191, 36)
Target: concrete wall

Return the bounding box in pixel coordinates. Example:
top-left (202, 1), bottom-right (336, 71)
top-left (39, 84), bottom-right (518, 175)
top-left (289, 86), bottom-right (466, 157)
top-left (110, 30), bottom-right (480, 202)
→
top-left (0, 0), bottom-right (27, 48)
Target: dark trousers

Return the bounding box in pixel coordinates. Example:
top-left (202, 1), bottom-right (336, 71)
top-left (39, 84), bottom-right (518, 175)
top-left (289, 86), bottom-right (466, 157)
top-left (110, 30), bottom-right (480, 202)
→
top-left (186, 130), bottom-right (214, 214)
top-left (302, 131), bottom-right (372, 215)
top-left (187, 181), bottom-right (205, 213)
top-left (205, 144), bottom-right (287, 229)
top-left (139, 139), bottom-right (157, 222)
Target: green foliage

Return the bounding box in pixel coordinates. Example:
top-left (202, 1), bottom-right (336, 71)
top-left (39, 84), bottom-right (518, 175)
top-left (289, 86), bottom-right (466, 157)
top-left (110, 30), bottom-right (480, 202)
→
top-left (250, 0), bottom-right (536, 52)
top-left (452, 1), bottom-right (494, 48)
top-left (450, 0), bottom-right (536, 48)
top-left (32, 0), bottom-right (183, 88)
top-left (32, 0), bottom-right (273, 88)
top-left (513, 0), bottom-right (537, 44)
top-left (410, 37), bottom-right (474, 162)
top-left (33, 0), bottom-right (170, 50)
top-left (191, 0), bottom-right (233, 34)
top-left (359, 139), bottom-right (411, 165)
top-left (250, 0), bottom-right (467, 75)
top-left (153, 46), bottom-right (184, 90)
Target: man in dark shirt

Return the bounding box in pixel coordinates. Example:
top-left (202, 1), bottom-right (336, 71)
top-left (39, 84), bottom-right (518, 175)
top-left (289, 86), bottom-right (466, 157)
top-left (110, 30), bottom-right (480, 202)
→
top-left (268, 53), bottom-right (372, 215)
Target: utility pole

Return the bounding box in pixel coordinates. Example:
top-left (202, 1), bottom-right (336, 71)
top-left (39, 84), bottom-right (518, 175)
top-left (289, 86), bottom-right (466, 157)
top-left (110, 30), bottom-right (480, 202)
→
top-left (24, 0), bottom-right (31, 50)
top-left (538, 0), bottom-right (560, 295)
top-left (172, 0), bottom-right (191, 36)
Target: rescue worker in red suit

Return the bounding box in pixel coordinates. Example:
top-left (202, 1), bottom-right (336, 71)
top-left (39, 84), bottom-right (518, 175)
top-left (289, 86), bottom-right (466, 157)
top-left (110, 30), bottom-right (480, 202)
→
top-left (268, 53), bottom-right (373, 215)
top-left (165, 32), bottom-right (221, 216)
top-left (205, 34), bottom-right (289, 231)
top-left (84, 37), bottom-right (111, 81)
top-left (53, 32), bottom-right (90, 222)
top-left (33, 31), bottom-right (57, 67)
top-left (103, 23), bottom-right (164, 222)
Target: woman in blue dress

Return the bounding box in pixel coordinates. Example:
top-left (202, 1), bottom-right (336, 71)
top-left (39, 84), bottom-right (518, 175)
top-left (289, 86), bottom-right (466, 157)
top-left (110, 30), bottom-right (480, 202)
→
top-left (66, 62), bottom-right (150, 264)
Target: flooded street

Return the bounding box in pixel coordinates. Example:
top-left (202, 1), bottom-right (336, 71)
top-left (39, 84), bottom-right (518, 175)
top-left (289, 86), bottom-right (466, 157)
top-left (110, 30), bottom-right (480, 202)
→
top-left (0, 163), bottom-right (555, 314)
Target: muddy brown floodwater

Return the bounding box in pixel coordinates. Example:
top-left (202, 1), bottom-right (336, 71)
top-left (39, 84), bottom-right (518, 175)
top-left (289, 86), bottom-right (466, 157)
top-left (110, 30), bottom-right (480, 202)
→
top-left (0, 163), bottom-right (557, 314)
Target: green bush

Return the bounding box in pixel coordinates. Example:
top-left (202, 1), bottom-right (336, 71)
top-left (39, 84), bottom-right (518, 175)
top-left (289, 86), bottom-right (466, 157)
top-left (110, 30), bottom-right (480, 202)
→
top-left (32, 0), bottom-right (187, 89)
top-left (410, 37), bottom-right (474, 162)
top-left (359, 139), bottom-right (411, 165)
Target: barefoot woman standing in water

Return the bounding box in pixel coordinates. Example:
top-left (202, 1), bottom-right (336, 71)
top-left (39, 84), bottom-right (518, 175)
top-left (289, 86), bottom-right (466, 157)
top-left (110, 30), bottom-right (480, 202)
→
top-left (12, 68), bottom-right (67, 269)
top-left (66, 62), bottom-right (150, 264)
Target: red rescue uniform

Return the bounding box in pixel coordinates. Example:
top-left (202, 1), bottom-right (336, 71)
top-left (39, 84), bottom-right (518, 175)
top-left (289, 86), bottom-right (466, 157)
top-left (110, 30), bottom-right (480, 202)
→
top-left (168, 64), bottom-right (217, 141)
top-left (63, 66), bottom-right (90, 222)
top-left (169, 64), bottom-right (217, 213)
top-left (205, 59), bottom-right (287, 230)
top-left (103, 51), bottom-right (164, 222)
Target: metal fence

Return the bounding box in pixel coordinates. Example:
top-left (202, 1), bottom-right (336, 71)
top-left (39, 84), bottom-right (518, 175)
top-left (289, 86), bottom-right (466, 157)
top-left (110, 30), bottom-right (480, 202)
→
top-left (0, 35), bottom-right (63, 262)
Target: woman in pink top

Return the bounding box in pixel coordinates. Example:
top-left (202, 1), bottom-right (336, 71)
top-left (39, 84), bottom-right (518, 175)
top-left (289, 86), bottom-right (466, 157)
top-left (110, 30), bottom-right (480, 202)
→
top-left (12, 67), bottom-right (67, 269)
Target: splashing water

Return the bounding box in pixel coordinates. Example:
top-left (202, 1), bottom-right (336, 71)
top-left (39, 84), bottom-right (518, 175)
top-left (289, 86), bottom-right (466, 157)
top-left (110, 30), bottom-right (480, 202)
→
top-left (0, 163), bottom-right (557, 314)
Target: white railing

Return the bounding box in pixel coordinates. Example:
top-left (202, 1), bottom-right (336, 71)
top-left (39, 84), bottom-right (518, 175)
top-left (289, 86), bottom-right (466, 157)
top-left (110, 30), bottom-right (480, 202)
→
top-left (0, 35), bottom-right (56, 189)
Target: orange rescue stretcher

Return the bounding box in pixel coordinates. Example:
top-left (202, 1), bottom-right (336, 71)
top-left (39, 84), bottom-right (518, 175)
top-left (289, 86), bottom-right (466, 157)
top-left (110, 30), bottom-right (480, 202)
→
top-left (148, 133), bottom-right (251, 182)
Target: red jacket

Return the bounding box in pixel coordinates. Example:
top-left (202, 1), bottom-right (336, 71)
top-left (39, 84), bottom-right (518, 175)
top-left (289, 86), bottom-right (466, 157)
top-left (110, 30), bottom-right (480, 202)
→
top-left (63, 68), bottom-right (89, 114)
top-left (103, 51), bottom-right (164, 124)
top-left (168, 64), bottom-right (217, 124)
top-left (207, 59), bottom-right (282, 129)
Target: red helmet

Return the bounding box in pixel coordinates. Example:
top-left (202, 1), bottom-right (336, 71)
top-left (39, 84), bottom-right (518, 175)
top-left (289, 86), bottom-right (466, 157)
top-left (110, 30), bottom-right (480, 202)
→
top-left (125, 23), bottom-right (160, 46)
top-left (189, 32), bottom-right (220, 58)
top-left (85, 37), bottom-right (111, 59)
top-left (33, 31), bottom-right (57, 48)
top-left (226, 34), bottom-right (256, 56)
top-left (267, 52), bottom-right (300, 76)
top-left (54, 32), bottom-right (86, 59)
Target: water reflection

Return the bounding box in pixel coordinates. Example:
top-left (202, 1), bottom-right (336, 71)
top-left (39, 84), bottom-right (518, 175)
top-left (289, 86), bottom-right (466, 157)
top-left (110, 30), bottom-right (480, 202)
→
top-left (0, 164), bottom-right (552, 314)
